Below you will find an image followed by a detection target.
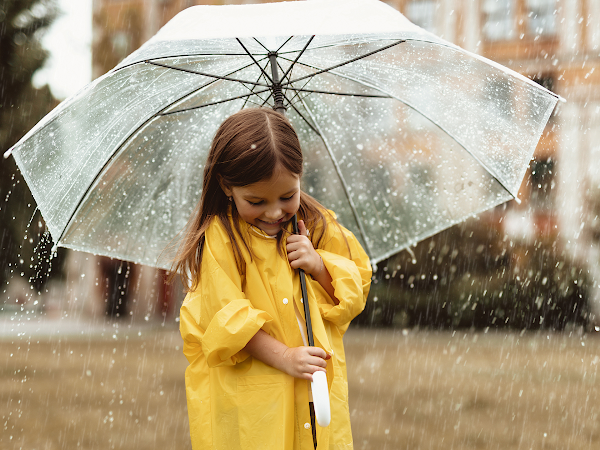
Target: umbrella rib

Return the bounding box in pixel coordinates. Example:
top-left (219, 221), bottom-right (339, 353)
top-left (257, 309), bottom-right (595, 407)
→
top-left (55, 59), bottom-right (271, 246)
top-left (113, 37), bottom-right (405, 72)
top-left (248, 98), bottom-right (269, 108)
top-left (151, 57), bottom-right (272, 114)
top-left (242, 59), bottom-right (273, 109)
top-left (167, 59), bottom-right (271, 113)
top-left (280, 36), bottom-right (315, 83)
top-left (146, 60), bottom-right (270, 87)
top-left (297, 96), bottom-right (376, 262)
top-left (286, 87), bottom-right (391, 98)
top-left (160, 88), bottom-right (272, 115)
top-left (275, 36), bottom-right (403, 56)
top-left (282, 40), bottom-right (406, 86)
top-left (284, 82), bottom-right (311, 109)
top-left (283, 59), bottom-right (518, 198)
top-left (282, 94), bottom-right (320, 137)
top-left (283, 70), bottom-right (316, 109)
top-left (276, 36), bottom-right (295, 53)
top-left (236, 38), bottom-right (274, 84)
top-left (259, 91), bottom-right (274, 108)
top-left (251, 36), bottom-right (293, 54)
top-left (253, 37), bottom-right (273, 53)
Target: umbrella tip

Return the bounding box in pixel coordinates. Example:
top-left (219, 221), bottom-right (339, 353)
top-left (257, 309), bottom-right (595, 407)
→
top-left (3, 148), bottom-right (13, 159)
top-left (513, 197), bottom-right (522, 205)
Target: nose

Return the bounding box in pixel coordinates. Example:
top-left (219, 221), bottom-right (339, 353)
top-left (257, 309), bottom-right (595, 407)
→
top-left (264, 206), bottom-right (283, 220)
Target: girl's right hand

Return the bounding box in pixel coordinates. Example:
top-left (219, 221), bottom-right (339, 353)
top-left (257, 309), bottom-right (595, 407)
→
top-left (282, 346), bottom-right (330, 381)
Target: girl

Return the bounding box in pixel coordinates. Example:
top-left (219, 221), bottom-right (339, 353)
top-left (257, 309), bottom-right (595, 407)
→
top-left (172, 108), bottom-right (371, 450)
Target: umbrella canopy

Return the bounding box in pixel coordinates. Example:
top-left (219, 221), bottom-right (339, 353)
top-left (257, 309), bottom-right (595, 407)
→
top-left (6, 0), bottom-right (559, 269)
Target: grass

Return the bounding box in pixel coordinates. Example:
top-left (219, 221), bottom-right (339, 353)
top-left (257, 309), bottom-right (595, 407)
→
top-left (1, 325), bottom-right (599, 449)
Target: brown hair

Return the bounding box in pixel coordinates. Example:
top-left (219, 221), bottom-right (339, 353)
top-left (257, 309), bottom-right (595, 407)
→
top-left (170, 108), bottom-right (336, 291)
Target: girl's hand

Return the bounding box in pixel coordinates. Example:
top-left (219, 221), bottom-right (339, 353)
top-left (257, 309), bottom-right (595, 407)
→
top-left (244, 330), bottom-right (330, 381)
top-left (282, 346), bottom-right (330, 381)
top-left (286, 220), bottom-right (322, 276)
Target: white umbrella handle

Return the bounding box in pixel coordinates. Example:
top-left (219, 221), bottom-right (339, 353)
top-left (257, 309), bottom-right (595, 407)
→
top-left (311, 371), bottom-right (331, 427)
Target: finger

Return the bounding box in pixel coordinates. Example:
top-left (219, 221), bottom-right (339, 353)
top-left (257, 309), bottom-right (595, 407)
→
top-left (301, 368), bottom-right (322, 382)
top-left (298, 220), bottom-right (308, 237)
top-left (286, 241), bottom-right (301, 253)
top-left (285, 236), bottom-right (306, 250)
top-left (308, 358), bottom-right (328, 369)
top-left (287, 249), bottom-right (303, 262)
top-left (302, 352), bottom-right (327, 365)
top-left (288, 247), bottom-right (311, 262)
top-left (307, 365), bottom-right (327, 374)
top-left (307, 346), bottom-right (328, 358)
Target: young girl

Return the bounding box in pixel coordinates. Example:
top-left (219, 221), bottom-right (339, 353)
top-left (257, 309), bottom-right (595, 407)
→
top-left (172, 108), bottom-right (371, 450)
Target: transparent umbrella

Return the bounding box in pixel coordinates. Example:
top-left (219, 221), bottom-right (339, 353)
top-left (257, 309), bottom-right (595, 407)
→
top-left (5, 0), bottom-right (559, 270)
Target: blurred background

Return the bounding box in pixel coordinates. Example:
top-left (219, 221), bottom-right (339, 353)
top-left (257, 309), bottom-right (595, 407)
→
top-left (1, 1), bottom-right (600, 449)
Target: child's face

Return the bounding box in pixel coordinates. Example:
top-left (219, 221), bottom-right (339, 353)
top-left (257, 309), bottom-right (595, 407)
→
top-left (223, 165), bottom-right (301, 235)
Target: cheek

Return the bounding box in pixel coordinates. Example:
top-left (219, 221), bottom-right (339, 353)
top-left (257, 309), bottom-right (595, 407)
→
top-left (234, 201), bottom-right (254, 219)
top-left (288, 198), bottom-right (301, 213)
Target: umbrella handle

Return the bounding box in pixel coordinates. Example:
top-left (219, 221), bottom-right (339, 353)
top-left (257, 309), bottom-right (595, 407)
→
top-left (292, 214), bottom-right (331, 429)
top-left (311, 371), bottom-right (331, 427)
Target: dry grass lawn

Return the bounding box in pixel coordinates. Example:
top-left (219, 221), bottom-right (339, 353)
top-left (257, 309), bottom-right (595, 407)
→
top-left (1, 325), bottom-right (599, 449)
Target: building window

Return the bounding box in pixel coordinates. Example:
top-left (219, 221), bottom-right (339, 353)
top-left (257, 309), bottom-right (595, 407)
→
top-left (482, 0), bottom-right (516, 41)
top-left (404, 0), bottom-right (436, 33)
top-left (526, 0), bottom-right (557, 37)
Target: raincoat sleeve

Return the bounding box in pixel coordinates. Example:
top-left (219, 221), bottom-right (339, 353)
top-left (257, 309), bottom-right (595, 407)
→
top-left (311, 211), bottom-right (372, 331)
top-left (180, 218), bottom-right (274, 368)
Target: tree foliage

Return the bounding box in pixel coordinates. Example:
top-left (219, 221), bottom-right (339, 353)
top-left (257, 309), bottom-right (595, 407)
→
top-left (0, 0), bottom-right (58, 290)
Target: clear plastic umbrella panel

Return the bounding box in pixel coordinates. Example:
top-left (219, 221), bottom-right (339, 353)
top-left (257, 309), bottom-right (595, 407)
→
top-left (6, 0), bottom-right (559, 269)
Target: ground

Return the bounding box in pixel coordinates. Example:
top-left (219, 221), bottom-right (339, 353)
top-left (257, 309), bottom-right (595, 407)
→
top-left (1, 319), bottom-right (599, 449)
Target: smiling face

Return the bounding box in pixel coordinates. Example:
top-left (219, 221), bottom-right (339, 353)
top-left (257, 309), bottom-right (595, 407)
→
top-left (222, 164), bottom-right (301, 235)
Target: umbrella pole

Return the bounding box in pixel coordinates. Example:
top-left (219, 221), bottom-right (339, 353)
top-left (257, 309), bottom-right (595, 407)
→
top-left (292, 214), bottom-right (315, 348)
top-left (269, 54), bottom-right (313, 347)
top-left (271, 50), bottom-right (318, 447)
top-left (269, 52), bottom-right (287, 115)
top-left (269, 55), bottom-right (313, 345)
top-left (292, 214), bottom-right (318, 449)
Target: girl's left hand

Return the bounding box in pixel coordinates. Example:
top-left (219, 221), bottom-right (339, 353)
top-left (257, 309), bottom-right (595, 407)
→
top-left (286, 220), bottom-right (322, 276)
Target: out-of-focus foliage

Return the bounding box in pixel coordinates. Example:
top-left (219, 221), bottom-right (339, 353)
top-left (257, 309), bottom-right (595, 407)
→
top-left (357, 211), bottom-right (590, 330)
top-left (0, 0), bottom-right (61, 290)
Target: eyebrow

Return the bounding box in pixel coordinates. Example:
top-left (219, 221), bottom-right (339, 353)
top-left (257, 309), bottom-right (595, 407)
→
top-left (244, 188), bottom-right (298, 200)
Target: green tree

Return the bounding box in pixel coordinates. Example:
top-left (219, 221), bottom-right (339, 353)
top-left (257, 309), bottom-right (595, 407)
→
top-left (0, 0), bottom-right (58, 293)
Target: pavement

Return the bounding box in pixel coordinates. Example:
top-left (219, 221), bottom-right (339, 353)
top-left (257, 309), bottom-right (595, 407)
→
top-left (0, 310), bottom-right (178, 339)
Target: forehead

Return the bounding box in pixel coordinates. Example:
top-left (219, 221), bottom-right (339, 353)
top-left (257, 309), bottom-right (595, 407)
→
top-left (238, 166), bottom-right (299, 198)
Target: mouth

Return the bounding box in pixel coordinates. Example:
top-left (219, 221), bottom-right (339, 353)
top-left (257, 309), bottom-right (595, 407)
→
top-left (259, 216), bottom-right (287, 226)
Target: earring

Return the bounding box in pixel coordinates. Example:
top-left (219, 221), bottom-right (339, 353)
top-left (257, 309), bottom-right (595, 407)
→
top-left (228, 196), bottom-right (232, 202)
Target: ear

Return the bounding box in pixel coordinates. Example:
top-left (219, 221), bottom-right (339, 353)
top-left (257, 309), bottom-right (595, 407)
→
top-left (217, 175), bottom-right (232, 197)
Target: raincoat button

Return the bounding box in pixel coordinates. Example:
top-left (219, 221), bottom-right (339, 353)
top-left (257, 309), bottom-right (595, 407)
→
top-left (304, 422), bottom-right (311, 429)
top-left (283, 298), bottom-right (289, 305)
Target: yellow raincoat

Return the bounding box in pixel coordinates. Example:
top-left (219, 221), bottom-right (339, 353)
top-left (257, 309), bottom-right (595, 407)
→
top-left (180, 210), bottom-right (371, 450)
